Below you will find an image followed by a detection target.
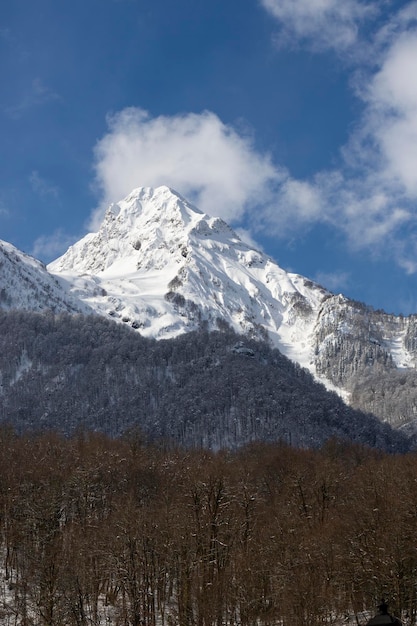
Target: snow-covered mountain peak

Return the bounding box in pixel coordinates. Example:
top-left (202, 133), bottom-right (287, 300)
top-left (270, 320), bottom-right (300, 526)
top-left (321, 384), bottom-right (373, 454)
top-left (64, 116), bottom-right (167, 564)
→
top-left (50, 186), bottom-right (215, 276)
top-left (47, 185), bottom-right (333, 376)
top-left (108, 185), bottom-right (205, 230)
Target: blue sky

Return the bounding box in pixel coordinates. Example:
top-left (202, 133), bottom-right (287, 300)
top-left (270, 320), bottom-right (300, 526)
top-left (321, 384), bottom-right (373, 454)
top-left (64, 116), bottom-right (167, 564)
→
top-left (1, 0), bottom-right (417, 314)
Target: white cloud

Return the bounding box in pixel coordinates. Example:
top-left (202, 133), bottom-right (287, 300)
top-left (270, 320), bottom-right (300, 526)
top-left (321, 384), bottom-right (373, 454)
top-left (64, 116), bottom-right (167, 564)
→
top-left (252, 168), bottom-right (411, 254)
top-left (0, 199), bottom-right (9, 218)
top-left (29, 171), bottom-right (60, 200)
top-left (0, 28), bottom-right (12, 43)
top-left (330, 17), bottom-right (417, 256)
top-left (314, 270), bottom-right (350, 292)
top-left (90, 4), bottom-right (417, 274)
top-left (234, 227), bottom-right (265, 252)
top-left (275, 178), bottom-right (323, 223)
top-left (250, 175), bottom-right (327, 241)
top-left (92, 108), bottom-right (282, 229)
top-left (5, 78), bottom-right (60, 119)
top-left (31, 230), bottom-right (76, 262)
top-left (366, 30), bottom-right (417, 197)
top-left (260, 0), bottom-right (377, 52)
top-left (256, 1), bottom-right (417, 272)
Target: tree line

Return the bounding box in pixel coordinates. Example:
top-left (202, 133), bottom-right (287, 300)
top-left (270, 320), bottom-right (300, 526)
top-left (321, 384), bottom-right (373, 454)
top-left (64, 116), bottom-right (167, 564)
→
top-left (0, 430), bottom-right (416, 625)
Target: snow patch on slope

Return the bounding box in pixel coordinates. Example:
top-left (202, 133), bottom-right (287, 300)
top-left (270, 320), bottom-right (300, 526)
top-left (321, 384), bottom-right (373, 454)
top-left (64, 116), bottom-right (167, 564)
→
top-left (387, 330), bottom-right (415, 369)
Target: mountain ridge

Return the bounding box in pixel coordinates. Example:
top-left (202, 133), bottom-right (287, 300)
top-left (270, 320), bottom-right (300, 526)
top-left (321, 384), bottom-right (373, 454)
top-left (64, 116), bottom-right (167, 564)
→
top-left (0, 239), bottom-right (90, 314)
top-left (2, 184), bottom-right (417, 434)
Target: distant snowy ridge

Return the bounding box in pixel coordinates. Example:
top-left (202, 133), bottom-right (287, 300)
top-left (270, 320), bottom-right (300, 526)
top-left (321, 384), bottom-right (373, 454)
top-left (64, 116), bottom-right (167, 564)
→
top-left (0, 239), bottom-right (90, 314)
top-left (48, 186), bottom-right (331, 375)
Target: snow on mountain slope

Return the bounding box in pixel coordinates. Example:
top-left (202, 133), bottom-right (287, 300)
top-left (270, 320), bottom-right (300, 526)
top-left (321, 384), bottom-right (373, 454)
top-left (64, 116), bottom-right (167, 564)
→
top-left (48, 186), bottom-right (331, 374)
top-left (0, 239), bottom-right (90, 314)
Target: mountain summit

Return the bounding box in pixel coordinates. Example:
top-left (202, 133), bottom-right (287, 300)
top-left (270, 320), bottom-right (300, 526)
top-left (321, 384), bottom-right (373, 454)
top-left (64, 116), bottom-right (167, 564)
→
top-left (49, 186), bottom-right (330, 373)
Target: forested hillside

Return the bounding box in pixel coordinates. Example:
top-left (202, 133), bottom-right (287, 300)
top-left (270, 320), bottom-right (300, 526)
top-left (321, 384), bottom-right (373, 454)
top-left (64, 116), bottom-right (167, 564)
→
top-left (0, 310), bottom-right (408, 451)
top-left (0, 431), bottom-right (414, 625)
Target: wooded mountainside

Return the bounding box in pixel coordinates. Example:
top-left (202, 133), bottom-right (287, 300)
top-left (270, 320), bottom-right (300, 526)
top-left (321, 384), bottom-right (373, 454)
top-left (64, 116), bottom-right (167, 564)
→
top-left (313, 298), bottom-right (417, 433)
top-left (0, 430), bottom-right (415, 625)
top-left (0, 311), bottom-right (408, 452)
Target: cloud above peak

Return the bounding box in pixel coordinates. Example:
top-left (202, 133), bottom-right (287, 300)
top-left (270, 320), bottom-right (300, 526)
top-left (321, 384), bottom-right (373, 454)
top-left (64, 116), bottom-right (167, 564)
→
top-left (255, 0), bottom-right (417, 272)
top-left (366, 28), bottom-right (417, 198)
top-left (91, 108), bottom-right (281, 230)
top-left (90, 3), bottom-right (417, 276)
